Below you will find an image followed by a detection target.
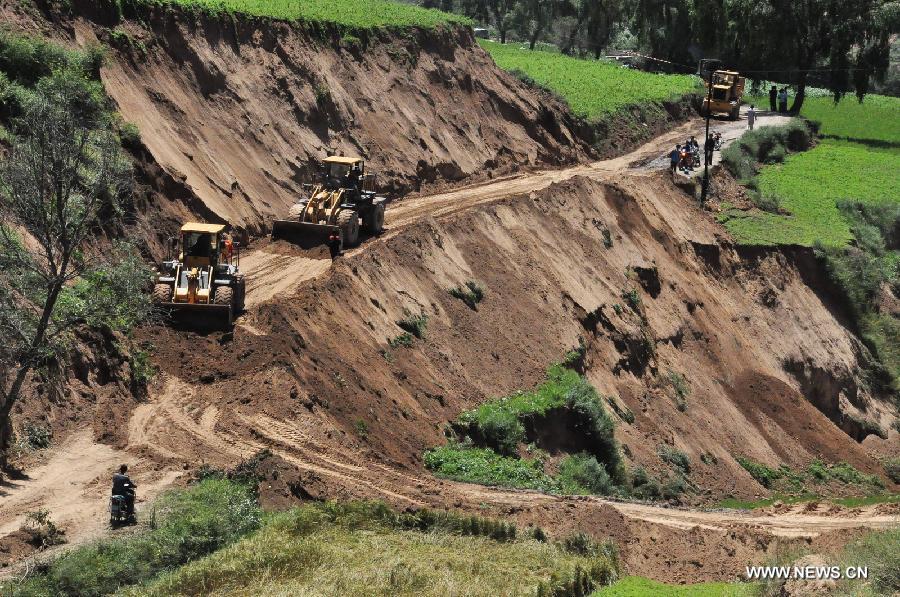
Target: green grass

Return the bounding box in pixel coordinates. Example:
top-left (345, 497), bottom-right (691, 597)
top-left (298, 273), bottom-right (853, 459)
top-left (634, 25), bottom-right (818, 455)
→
top-left (423, 444), bottom-right (555, 491)
top-left (458, 363), bottom-right (581, 426)
top-left (801, 95), bottom-right (900, 145)
top-left (718, 493), bottom-right (900, 510)
top-left (724, 457), bottom-right (893, 509)
top-left (131, 0), bottom-right (468, 29)
top-left (129, 502), bottom-right (618, 597)
top-left (834, 528), bottom-right (900, 595)
top-left (479, 40), bottom-right (699, 120)
top-left (2, 479), bottom-right (261, 596)
top-left (721, 140), bottom-right (899, 247)
top-left (592, 576), bottom-right (755, 596)
top-left (720, 94), bottom-right (900, 248)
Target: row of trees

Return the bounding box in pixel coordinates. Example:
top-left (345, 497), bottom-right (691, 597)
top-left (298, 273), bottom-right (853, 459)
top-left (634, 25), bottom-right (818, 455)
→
top-left (419, 0), bottom-right (899, 110)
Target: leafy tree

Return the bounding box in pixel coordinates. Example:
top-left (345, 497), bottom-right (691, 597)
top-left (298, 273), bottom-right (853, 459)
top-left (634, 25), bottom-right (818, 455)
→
top-left (0, 69), bottom-right (137, 459)
top-left (487, 0), bottom-right (518, 43)
top-left (631, 0), bottom-right (694, 64)
top-left (706, 0), bottom-right (897, 111)
top-left (561, 0), bottom-right (623, 57)
top-left (511, 0), bottom-right (561, 49)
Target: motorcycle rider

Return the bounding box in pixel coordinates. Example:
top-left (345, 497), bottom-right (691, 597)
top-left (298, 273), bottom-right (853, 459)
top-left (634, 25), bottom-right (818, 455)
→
top-left (112, 464), bottom-right (137, 521)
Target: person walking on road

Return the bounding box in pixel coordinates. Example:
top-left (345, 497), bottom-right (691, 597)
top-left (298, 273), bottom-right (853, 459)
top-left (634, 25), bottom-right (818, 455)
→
top-left (769, 85), bottom-right (777, 112)
top-left (747, 104), bottom-right (756, 130)
top-left (778, 88), bottom-right (788, 113)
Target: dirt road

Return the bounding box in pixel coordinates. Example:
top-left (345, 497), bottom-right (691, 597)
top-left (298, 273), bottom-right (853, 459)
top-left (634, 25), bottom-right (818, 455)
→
top-left (242, 109), bottom-right (791, 301)
top-left (5, 108), bottom-right (892, 578)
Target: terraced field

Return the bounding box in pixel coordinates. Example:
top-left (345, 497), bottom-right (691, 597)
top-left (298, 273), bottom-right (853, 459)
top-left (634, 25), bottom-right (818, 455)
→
top-left (133, 0), bottom-right (467, 28)
top-left (479, 40), bottom-right (699, 119)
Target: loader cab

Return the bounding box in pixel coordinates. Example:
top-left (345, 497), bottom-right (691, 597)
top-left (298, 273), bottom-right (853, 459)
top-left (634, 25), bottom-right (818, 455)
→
top-left (180, 223), bottom-right (225, 269)
top-left (321, 156), bottom-right (375, 193)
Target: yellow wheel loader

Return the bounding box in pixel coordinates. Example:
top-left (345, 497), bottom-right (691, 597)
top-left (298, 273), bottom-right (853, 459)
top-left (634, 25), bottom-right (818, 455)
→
top-left (151, 223), bottom-right (246, 327)
top-left (698, 60), bottom-right (745, 120)
top-left (271, 156), bottom-right (386, 250)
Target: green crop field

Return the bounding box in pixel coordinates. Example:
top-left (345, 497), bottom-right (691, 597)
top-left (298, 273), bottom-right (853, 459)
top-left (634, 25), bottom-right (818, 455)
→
top-left (479, 40), bottom-right (700, 119)
top-left (723, 140), bottom-right (900, 246)
top-left (593, 576), bottom-right (754, 596)
top-left (721, 94), bottom-right (900, 247)
top-left (801, 94), bottom-right (900, 145)
top-left (133, 0), bottom-right (467, 29)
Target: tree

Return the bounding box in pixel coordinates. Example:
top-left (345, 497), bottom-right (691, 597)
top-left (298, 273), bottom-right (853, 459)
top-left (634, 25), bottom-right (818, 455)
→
top-left (487, 0), bottom-right (517, 43)
top-left (512, 0), bottom-right (561, 49)
top-left (710, 0), bottom-right (897, 112)
top-left (631, 0), bottom-right (694, 64)
top-left (0, 70), bottom-right (135, 458)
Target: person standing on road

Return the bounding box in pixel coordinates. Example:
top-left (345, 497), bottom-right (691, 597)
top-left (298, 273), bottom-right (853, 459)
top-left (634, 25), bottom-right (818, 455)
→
top-left (670, 144), bottom-right (681, 177)
top-left (778, 88), bottom-right (788, 113)
top-left (747, 104), bottom-right (756, 130)
top-left (704, 134), bottom-right (715, 165)
top-left (769, 85), bottom-right (777, 112)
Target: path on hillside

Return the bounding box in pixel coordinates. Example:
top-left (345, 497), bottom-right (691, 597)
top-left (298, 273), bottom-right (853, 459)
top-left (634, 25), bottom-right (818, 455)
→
top-left (11, 108), bottom-right (872, 576)
top-left (243, 109), bottom-right (791, 305)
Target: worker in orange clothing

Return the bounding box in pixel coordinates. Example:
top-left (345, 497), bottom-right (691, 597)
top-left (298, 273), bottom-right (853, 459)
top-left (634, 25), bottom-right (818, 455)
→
top-left (221, 234), bottom-right (234, 264)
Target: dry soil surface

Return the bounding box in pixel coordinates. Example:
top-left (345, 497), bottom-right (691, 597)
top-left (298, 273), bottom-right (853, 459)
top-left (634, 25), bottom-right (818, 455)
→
top-left (2, 109), bottom-right (896, 584)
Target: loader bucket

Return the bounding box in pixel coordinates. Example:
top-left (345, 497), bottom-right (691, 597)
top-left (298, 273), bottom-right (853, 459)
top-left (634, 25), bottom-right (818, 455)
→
top-left (271, 219), bottom-right (341, 249)
top-left (159, 302), bottom-right (234, 329)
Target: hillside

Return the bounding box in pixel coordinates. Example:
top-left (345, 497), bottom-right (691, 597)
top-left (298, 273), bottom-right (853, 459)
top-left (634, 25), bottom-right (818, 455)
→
top-left (0, 0), bottom-right (898, 591)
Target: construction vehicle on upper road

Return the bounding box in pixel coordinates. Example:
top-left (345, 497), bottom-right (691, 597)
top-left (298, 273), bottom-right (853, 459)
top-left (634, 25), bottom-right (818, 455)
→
top-left (151, 223), bottom-right (246, 326)
top-left (271, 155), bottom-right (387, 250)
top-left (698, 60), bottom-right (745, 120)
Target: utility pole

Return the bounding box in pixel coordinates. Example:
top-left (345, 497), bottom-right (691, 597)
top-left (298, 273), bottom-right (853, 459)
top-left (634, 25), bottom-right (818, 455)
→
top-left (700, 66), bottom-right (714, 207)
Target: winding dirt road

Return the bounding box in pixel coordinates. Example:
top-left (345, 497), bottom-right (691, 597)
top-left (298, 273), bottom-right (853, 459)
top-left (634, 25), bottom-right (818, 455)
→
top-left (242, 109), bottom-right (791, 302)
top-left (3, 108), bottom-right (894, 577)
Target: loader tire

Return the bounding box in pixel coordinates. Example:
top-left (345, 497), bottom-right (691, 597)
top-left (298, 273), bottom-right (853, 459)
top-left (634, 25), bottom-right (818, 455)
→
top-left (363, 202), bottom-right (385, 235)
top-left (152, 283), bottom-right (172, 305)
top-left (213, 286), bottom-right (234, 307)
top-left (337, 209), bottom-right (359, 247)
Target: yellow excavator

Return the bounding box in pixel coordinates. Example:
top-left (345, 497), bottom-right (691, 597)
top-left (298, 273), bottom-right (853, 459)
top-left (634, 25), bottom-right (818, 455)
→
top-left (271, 155), bottom-right (386, 250)
top-left (698, 60), bottom-right (745, 120)
top-left (151, 223), bottom-right (246, 326)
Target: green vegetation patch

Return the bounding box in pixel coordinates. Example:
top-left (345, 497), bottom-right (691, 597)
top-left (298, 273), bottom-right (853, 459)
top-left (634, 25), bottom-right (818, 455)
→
top-left (3, 479), bottom-right (261, 596)
top-left (735, 141), bottom-right (899, 247)
top-left (479, 40), bottom-right (699, 120)
top-left (129, 501), bottom-right (618, 597)
top-left (425, 361), bottom-right (644, 497)
top-left (593, 575), bottom-right (755, 596)
top-left (424, 444), bottom-right (556, 491)
top-left (835, 528), bottom-right (900, 595)
top-left (801, 94), bottom-right (900, 145)
top-left (127, 0), bottom-right (468, 30)
top-left (733, 456), bottom-right (886, 499)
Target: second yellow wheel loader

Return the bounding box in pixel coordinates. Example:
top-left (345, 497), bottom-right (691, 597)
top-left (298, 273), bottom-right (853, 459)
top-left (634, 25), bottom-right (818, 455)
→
top-left (271, 156), bottom-right (386, 250)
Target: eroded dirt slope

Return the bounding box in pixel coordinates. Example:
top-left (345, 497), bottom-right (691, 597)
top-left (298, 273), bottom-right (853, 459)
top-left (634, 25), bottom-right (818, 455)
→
top-left (71, 12), bottom-right (596, 234)
top-left (2, 111), bottom-right (897, 582)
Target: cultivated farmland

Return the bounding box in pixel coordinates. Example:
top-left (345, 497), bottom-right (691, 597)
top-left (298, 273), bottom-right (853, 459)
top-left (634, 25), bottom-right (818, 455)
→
top-left (129, 0), bottom-right (468, 29)
top-left (479, 40), bottom-right (699, 119)
top-left (722, 94), bottom-right (900, 247)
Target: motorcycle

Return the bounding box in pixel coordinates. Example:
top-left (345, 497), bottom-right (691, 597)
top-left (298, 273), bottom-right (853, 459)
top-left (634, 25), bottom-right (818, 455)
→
top-left (110, 483), bottom-right (136, 526)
